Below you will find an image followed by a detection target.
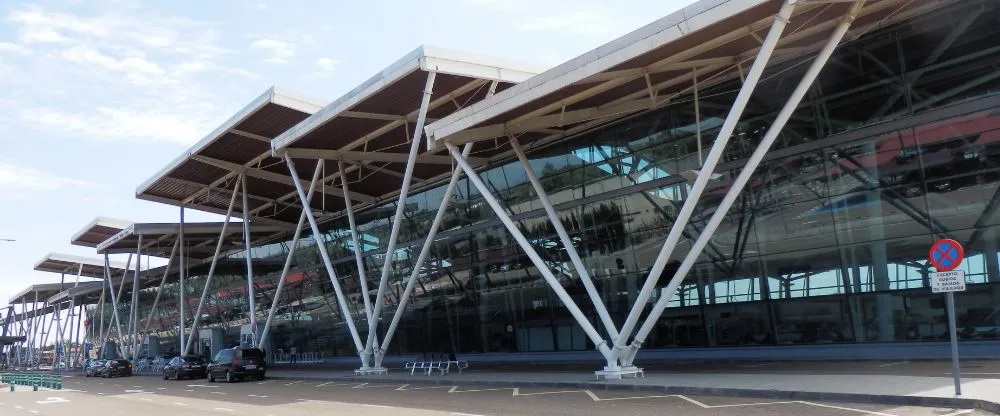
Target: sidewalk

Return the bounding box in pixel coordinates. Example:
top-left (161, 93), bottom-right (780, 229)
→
top-left (267, 368), bottom-right (1000, 414)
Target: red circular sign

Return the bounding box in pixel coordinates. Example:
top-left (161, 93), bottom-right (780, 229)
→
top-left (928, 239), bottom-right (964, 272)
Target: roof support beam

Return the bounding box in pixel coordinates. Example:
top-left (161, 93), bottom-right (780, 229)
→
top-left (191, 155), bottom-right (375, 204)
top-left (283, 148), bottom-right (485, 165)
top-left (229, 129), bottom-right (270, 142)
top-left (335, 79), bottom-right (488, 153)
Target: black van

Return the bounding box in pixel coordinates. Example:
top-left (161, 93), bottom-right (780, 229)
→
top-left (207, 347), bottom-right (266, 383)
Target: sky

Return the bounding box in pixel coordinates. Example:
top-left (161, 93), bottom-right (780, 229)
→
top-left (0, 0), bottom-right (699, 312)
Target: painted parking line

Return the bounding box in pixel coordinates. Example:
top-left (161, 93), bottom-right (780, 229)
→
top-left (317, 381), bottom-right (351, 387)
top-left (248, 394), bottom-right (268, 398)
top-left (284, 381), bottom-right (303, 386)
top-left (210, 391), bottom-right (227, 395)
top-left (451, 413), bottom-right (486, 416)
top-left (362, 404), bottom-right (394, 409)
top-left (213, 407), bottom-right (235, 412)
top-left (878, 361), bottom-right (908, 367)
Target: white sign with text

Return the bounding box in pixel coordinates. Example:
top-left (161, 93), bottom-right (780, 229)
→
top-left (930, 270), bottom-right (967, 293)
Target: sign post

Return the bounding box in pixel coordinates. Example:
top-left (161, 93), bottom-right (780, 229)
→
top-left (928, 238), bottom-right (966, 396)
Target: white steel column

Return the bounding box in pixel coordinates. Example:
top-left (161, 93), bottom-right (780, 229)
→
top-left (624, 0), bottom-right (866, 367)
top-left (179, 206), bottom-right (186, 356)
top-left (241, 173), bottom-right (258, 345)
top-left (339, 158), bottom-right (374, 325)
top-left (184, 176), bottom-right (242, 355)
top-left (509, 135), bottom-right (619, 340)
top-left (612, 0), bottom-right (798, 363)
top-left (129, 235), bottom-right (143, 359)
top-left (259, 160), bottom-right (323, 350)
top-left (374, 143), bottom-right (474, 368)
top-left (73, 303), bottom-right (84, 367)
top-left (66, 263), bottom-right (83, 368)
top-left (142, 240), bottom-right (181, 334)
top-left (363, 71), bottom-right (438, 370)
top-left (105, 254), bottom-right (129, 355)
top-left (284, 156), bottom-right (366, 363)
top-left (446, 142), bottom-right (615, 365)
top-left (143, 240), bottom-right (179, 336)
top-left (28, 293), bottom-right (39, 367)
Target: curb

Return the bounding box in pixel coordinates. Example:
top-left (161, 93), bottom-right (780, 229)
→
top-left (267, 373), bottom-right (1000, 414)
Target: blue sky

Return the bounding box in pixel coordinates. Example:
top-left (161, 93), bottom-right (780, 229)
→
top-left (0, 0), bottom-right (698, 309)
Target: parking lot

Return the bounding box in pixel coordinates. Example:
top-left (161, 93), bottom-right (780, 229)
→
top-left (0, 373), bottom-right (990, 416)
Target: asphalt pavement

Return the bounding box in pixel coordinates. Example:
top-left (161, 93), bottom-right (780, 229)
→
top-left (0, 373), bottom-right (991, 416)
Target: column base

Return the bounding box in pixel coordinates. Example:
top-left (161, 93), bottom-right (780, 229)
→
top-left (354, 367), bottom-right (389, 376)
top-left (594, 365), bottom-right (644, 380)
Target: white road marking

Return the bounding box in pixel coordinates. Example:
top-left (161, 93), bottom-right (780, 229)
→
top-left (451, 413), bottom-right (485, 416)
top-left (317, 382), bottom-right (350, 387)
top-left (939, 410), bottom-right (975, 416)
top-left (157, 387), bottom-right (167, 390)
top-left (174, 402), bottom-right (188, 406)
top-left (257, 381), bottom-right (272, 385)
top-left (284, 381), bottom-right (303, 386)
top-left (798, 401), bottom-right (898, 416)
top-left (140, 398), bottom-right (153, 402)
top-left (362, 404), bottom-right (394, 409)
top-left (15, 405), bottom-right (23, 409)
top-left (187, 384), bottom-right (218, 388)
top-left (124, 390), bottom-right (145, 393)
top-left (29, 410), bottom-right (39, 414)
top-left (213, 408), bottom-right (235, 412)
top-left (878, 361), bottom-right (908, 367)
top-left (97, 393), bottom-right (106, 395)
top-left (248, 394), bottom-right (268, 398)
top-left (184, 389), bottom-right (193, 392)
top-left (36, 397), bottom-right (70, 404)
top-left (132, 385), bottom-right (142, 388)
top-left (211, 391), bottom-right (227, 395)
top-left (946, 372), bottom-right (1000, 375)
top-left (741, 362), bottom-right (780, 368)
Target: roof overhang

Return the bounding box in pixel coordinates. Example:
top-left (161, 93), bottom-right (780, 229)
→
top-left (134, 87), bottom-right (335, 226)
top-left (33, 253), bottom-right (130, 279)
top-left (265, 45), bottom-right (542, 226)
top-left (424, 0), bottom-right (947, 155)
top-left (96, 222), bottom-right (287, 260)
top-left (70, 217), bottom-right (132, 248)
top-left (8, 283), bottom-right (67, 304)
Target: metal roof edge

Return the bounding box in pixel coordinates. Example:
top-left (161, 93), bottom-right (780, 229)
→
top-left (423, 0), bottom-right (766, 144)
top-left (135, 86), bottom-right (325, 197)
top-left (70, 216), bottom-right (133, 247)
top-left (271, 46), bottom-right (427, 152)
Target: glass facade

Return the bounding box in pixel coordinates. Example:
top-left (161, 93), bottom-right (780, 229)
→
top-left (91, 2), bottom-right (1000, 359)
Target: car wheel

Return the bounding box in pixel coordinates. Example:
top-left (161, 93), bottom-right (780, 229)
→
top-left (163, 372), bottom-right (168, 380)
top-left (225, 371), bottom-right (232, 383)
top-left (208, 372), bottom-right (215, 383)
top-left (258, 374), bottom-right (266, 381)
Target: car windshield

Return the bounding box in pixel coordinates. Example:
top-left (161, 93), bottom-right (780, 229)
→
top-left (239, 348), bottom-right (263, 359)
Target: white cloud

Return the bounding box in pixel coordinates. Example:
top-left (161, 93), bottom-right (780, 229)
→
top-left (253, 3), bottom-right (267, 10)
top-left (313, 57), bottom-right (340, 78)
top-left (18, 107), bottom-right (212, 145)
top-left (0, 42), bottom-right (30, 55)
top-left (0, 161), bottom-right (95, 200)
top-left (517, 11), bottom-right (622, 35)
top-left (1, 4), bottom-right (259, 145)
top-left (251, 38), bottom-right (294, 63)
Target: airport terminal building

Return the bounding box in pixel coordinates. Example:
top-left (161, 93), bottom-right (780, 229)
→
top-left (4, 0), bottom-right (1000, 372)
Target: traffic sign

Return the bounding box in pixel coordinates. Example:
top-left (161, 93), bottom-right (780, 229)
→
top-left (928, 239), bottom-right (964, 272)
top-left (930, 270), bottom-right (967, 293)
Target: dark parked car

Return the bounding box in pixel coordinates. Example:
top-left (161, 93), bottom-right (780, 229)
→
top-left (207, 347), bottom-right (266, 383)
top-left (84, 359), bottom-right (106, 377)
top-left (101, 359), bottom-right (133, 378)
top-left (163, 355), bottom-right (207, 380)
